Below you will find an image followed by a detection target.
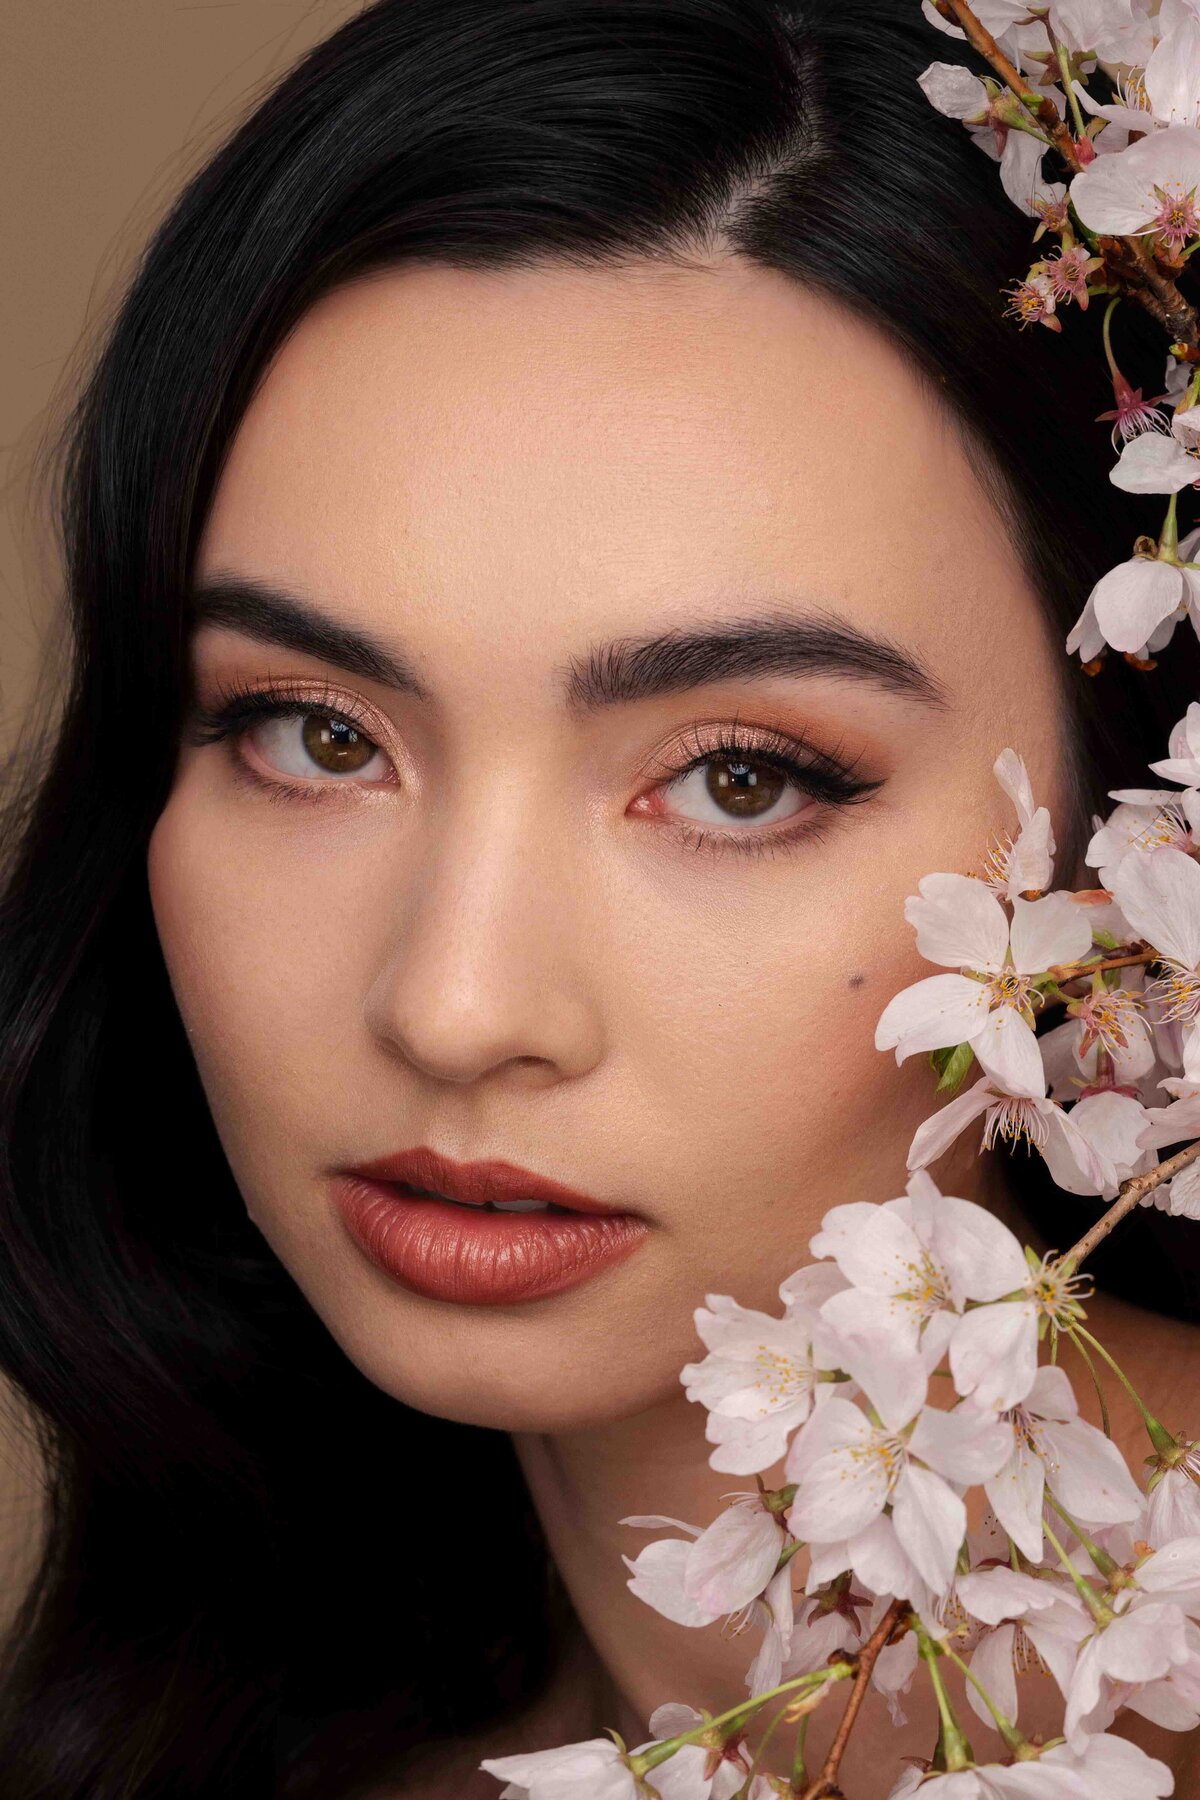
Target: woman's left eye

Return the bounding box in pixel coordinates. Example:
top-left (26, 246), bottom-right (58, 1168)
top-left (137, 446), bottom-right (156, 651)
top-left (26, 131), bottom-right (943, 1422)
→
top-left (661, 751), bottom-right (814, 831)
top-left (244, 710), bottom-right (394, 782)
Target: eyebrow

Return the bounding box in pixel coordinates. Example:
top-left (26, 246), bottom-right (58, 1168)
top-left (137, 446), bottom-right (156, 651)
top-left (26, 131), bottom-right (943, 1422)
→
top-left (190, 575), bottom-right (950, 713)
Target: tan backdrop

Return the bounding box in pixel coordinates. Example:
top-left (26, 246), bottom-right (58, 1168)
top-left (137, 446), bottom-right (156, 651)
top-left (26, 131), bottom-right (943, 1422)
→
top-left (0, 0), bottom-right (364, 1633)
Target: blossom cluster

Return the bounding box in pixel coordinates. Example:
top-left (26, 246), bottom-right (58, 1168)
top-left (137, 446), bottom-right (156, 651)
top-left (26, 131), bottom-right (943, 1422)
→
top-left (479, 714), bottom-right (1200, 1797)
top-left (919, 0), bottom-right (1200, 665)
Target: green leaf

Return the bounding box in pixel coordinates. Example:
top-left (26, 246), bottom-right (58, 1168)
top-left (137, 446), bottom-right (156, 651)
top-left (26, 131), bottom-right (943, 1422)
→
top-left (932, 1042), bottom-right (975, 1095)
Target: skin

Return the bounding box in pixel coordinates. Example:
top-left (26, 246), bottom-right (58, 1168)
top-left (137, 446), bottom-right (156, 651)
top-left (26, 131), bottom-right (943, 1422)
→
top-left (147, 257), bottom-right (1200, 1796)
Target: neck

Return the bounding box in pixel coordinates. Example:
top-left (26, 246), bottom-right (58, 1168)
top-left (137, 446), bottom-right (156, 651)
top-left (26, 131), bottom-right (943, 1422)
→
top-left (509, 1165), bottom-right (1200, 1793)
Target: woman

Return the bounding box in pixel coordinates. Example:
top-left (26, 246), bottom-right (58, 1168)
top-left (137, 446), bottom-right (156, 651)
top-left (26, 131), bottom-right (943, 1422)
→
top-left (1, 1), bottom-right (1197, 1794)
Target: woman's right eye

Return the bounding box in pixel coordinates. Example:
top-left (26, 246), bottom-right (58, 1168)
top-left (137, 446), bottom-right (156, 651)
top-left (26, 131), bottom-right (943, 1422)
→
top-left (243, 710), bottom-right (395, 783)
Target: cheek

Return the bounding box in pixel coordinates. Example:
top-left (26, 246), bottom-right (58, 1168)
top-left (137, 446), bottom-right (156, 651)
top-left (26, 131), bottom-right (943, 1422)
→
top-left (145, 787), bottom-right (372, 1190)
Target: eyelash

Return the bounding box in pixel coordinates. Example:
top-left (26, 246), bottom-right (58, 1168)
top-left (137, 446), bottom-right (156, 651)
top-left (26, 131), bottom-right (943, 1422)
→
top-left (187, 679), bottom-right (884, 859)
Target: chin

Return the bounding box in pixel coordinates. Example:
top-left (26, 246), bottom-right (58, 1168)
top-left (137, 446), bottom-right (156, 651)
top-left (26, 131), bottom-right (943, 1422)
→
top-left (320, 1300), bottom-right (681, 1433)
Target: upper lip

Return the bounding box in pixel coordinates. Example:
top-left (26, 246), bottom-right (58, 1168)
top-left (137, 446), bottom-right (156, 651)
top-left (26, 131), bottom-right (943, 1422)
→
top-left (345, 1146), bottom-right (630, 1215)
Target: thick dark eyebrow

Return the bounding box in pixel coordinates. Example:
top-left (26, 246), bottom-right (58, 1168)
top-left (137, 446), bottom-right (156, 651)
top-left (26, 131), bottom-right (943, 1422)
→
top-left (190, 576), bottom-right (949, 712)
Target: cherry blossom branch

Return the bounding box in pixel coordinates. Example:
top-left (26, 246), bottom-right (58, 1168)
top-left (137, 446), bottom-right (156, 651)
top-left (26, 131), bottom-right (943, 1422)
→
top-left (1064, 1135), bottom-right (1200, 1268)
top-left (930, 0), bottom-right (1082, 167)
top-left (798, 1599), bottom-right (907, 1800)
top-left (1043, 948), bottom-right (1154, 982)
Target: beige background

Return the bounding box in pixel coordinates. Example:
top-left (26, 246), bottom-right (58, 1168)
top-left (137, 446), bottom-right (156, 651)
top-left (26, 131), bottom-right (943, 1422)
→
top-left (0, 0), bottom-right (363, 1631)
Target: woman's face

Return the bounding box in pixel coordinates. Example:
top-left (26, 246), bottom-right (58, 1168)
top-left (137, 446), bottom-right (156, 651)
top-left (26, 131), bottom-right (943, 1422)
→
top-left (148, 257), bottom-right (1069, 1431)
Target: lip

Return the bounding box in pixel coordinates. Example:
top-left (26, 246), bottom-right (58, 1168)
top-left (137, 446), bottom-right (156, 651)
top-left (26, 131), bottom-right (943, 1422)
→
top-left (332, 1147), bottom-right (649, 1305)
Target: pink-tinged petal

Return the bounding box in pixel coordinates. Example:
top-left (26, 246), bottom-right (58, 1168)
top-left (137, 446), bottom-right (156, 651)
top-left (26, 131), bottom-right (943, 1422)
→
top-left (1025, 1362), bottom-right (1077, 1422)
top-left (1037, 1099), bottom-right (1116, 1196)
top-left (1110, 432), bottom-right (1200, 494)
top-left (622, 1539), bottom-right (721, 1627)
top-left (957, 1567), bottom-right (1059, 1627)
top-left (784, 1397), bottom-right (872, 1484)
top-left (478, 1739), bottom-right (628, 1794)
top-left (1009, 892), bottom-right (1095, 974)
top-left (994, 748), bottom-right (1036, 824)
top-left (1053, 1731), bottom-right (1174, 1799)
top-left (971, 1005), bottom-right (1047, 1099)
top-left (809, 1200), bottom-right (924, 1292)
top-left (1146, 10), bottom-right (1200, 127)
top-left (788, 1438), bottom-right (892, 1545)
top-left (917, 60), bottom-right (989, 118)
top-left (984, 1437), bottom-right (1046, 1562)
top-left (703, 1409), bottom-right (794, 1477)
top-left (1136, 1536), bottom-right (1200, 1594)
top-left (1091, 558), bottom-right (1184, 653)
top-left (967, 1623), bottom-right (1019, 1731)
top-left (821, 1286), bottom-right (921, 1354)
top-left (949, 1300), bottom-right (1038, 1411)
top-left (1071, 126), bottom-right (1200, 235)
top-left (1039, 1417), bottom-right (1143, 1525)
top-left (846, 1513), bottom-right (918, 1599)
top-left (1097, 1602), bottom-right (1192, 1684)
top-left (1112, 845), bottom-right (1200, 969)
top-left (1066, 591), bottom-right (1106, 662)
top-left (904, 872), bottom-right (1010, 969)
top-left (837, 1338), bottom-right (927, 1434)
top-left (892, 1464), bottom-right (965, 1595)
top-left (620, 1513), bottom-right (703, 1534)
top-left (683, 1504), bottom-right (782, 1613)
top-left (1069, 1091), bottom-right (1154, 1187)
top-left (934, 1196), bottom-right (1030, 1303)
top-left (627, 1744), bottom-right (711, 1800)
top-left (1146, 1466), bottom-right (1200, 1543)
top-left (907, 1078), bottom-right (995, 1169)
top-left (875, 973), bottom-right (991, 1059)
top-left (909, 1403), bottom-right (1012, 1484)
top-left (779, 1260), bottom-right (849, 1315)
top-left (1005, 810), bottom-right (1055, 898)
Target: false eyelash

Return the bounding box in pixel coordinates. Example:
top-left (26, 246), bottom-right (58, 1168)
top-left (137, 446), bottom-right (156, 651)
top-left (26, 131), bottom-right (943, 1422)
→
top-left (187, 675), bottom-right (376, 749)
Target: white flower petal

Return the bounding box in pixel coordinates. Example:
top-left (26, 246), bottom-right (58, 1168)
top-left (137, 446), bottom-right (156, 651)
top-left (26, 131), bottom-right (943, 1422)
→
top-left (949, 1300), bottom-right (1038, 1410)
top-left (1112, 845), bottom-right (1200, 969)
top-left (875, 973), bottom-right (991, 1059)
top-left (1091, 557), bottom-right (1184, 653)
top-left (971, 1005), bottom-right (1047, 1099)
top-left (892, 1463), bottom-right (966, 1595)
top-left (905, 873), bottom-right (1011, 969)
top-left (1009, 892), bottom-right (1095, 974)
top-left (1070, 123), bottom-right (1200, 234)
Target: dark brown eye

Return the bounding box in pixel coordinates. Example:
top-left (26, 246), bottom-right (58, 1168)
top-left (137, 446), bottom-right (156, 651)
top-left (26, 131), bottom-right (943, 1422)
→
top-left (300, 713), bottom-right (378, 774)
top-left (243, 710), bottom-right (394, 782)
top-left (704, 755), bottom-right (789, 818)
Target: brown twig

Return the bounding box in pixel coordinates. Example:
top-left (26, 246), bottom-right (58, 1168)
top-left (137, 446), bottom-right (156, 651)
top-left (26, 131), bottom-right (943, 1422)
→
top-left (1064, 1136), bottom-right (1200, 1268)
top-left (934, 0), bottom-right (1084, 170)
top-left (799, 1600), bottom-right (907, 1800)
top-left (1044, 948), bottom-right (1154, 982)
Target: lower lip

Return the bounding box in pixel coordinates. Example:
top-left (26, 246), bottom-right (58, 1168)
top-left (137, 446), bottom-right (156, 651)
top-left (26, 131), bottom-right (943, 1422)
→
top-left (332, 1176), bottom-right (650, 1305)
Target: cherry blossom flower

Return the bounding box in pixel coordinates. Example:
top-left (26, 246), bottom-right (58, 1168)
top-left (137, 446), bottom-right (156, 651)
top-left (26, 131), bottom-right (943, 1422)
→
top-left (947, 1249), bottom-right (1093, 1411)
top-left (1109, 420), bottom-right (1200, 493)
top-left (645, 1707), bottom-right (751, 1800)
top-left (1095, 368), bottom-right (1173, 448)
top-left (810, 1172), bottom-right (1043, 1370)
top-left (886, 1730), bottom-right (1173, 1796)
top-left (1061, 1541), bottom-right (1200, 1744)
top-left (906, 1074), bottom-right (1115, 1195)
top-left (1151, 698), bottom-right (1200, 784)
top-left (1086, 790), bottom-right (1200, 883)
top-left (1070, 122), bottom-right (1200, 244)
top-left (1147, 1436), bottom-right (1200, 1540)
top-left (481, 1734), bottom-right (713, 1799)
top-left (1111, 846), bottom-right (1200, 1027)
top-left (876, 876), bottom-right (1092, 1097)
top-left (785, 1351), bottom-right (1010, 1596)
top-left (978, 750), bottom-right (1055, 900)
top-left (970, 1364), bottom-right (1144, 1557)
top-left (619, 1495), bottom-right (788, 1628)
top-left (678, 1265), bottom-right (847, 1476)
top-left (1137, 1089), bottom-right (1200, 1217)
top-left (1069, 550), bottom-right (1200, 657)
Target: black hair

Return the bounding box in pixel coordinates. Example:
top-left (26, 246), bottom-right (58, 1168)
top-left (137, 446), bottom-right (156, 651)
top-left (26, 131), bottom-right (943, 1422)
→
top-left (1, 1), bottom-right (1195, 1792)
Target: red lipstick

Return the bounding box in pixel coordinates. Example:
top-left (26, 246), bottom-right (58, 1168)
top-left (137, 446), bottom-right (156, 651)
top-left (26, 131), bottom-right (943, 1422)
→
top-left (331, 1146), bottom-right (649, 1305)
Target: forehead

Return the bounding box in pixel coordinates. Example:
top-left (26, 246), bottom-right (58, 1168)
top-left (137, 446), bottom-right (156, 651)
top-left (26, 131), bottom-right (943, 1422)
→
top-left (197, 257), bottom-right (1049, 704)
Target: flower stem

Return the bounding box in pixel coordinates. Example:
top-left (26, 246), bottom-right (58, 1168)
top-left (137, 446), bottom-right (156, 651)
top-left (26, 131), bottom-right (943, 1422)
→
top-left (791, 1713), bottom-right (810, 1791)
top-left (1101, 295), bottom-right (1122, 384)
top-left (1066, 1327), bottom-right (1111, 1437)
top-left (1062, 1135), bottom-right (1200, 1269)
top-left (1068, 1325), bottom-right (1175, 1456)
top-left (914, 1618), bottom-right (973, 1772)
top-left (939, 1640), bottom-right (1024, 1756)
top-left (1161, 490), bottom-right (1181, 559)
top-left (1044, 1487), bottom-right (1119, 1580)
top-left (934, 0), bottom-right (1083, 167)
top-left (798, 1598), bottom-right (906, 1799)
top-left (632, 1665), bottom-right (852, 1775)
top-left (1041, 1515), bottom-right (1111, 1626)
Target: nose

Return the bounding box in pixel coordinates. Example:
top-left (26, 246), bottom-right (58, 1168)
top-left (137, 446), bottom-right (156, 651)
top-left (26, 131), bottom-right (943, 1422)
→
top-left (361, 774), bottom-right (607, 1088)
